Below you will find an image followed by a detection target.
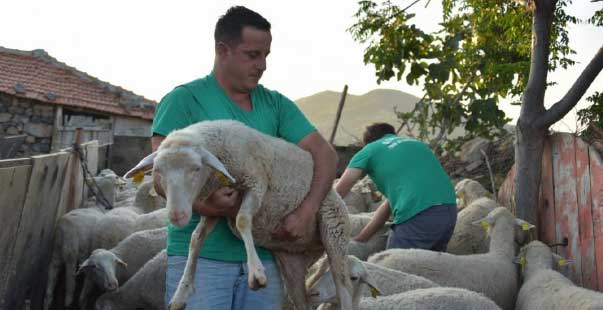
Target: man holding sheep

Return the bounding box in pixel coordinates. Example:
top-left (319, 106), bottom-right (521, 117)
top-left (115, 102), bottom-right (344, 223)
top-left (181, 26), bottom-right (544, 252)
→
top-left (151, 6), bottom-right (338, 310)
top-left (336, 123), bottom-right (457, 251)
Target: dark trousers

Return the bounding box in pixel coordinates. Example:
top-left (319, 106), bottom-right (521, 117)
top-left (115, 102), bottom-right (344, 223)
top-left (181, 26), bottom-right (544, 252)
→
top-left (387, 204), bottom-right (457, 252)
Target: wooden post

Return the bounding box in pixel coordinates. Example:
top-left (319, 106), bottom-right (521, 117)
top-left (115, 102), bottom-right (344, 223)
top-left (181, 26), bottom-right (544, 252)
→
top-left (329, 85), bottom-right (348, 145)
top-left (66, 128), bottom-right (83, 211)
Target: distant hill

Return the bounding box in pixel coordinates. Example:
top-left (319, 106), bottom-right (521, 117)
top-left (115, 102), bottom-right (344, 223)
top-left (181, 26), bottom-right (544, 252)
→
top-left (295, 89), bottom-right (421, 146)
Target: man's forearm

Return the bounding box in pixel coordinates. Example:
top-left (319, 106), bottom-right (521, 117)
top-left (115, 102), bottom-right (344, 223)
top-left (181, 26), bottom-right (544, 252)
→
top-left (299, 142), bottom-right (338, 214)
top-left (355, 200), bottom-right (390, 241)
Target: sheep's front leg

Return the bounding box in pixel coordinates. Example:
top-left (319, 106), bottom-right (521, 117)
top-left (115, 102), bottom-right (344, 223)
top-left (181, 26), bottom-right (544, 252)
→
top-left (169, 216), bottom-right (218, 310)
top-left (236, 191), bottom-right (267, 290)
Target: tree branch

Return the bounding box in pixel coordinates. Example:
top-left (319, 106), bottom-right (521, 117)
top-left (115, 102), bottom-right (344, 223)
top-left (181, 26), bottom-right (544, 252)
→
top-left (536, 46), bottom-right (603, 128)
top-left (520, 0), bottom-right (555, 120)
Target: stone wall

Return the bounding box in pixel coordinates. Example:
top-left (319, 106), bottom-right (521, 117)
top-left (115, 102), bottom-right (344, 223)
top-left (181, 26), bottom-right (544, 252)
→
top-left (0, 92), bottom-right (55, 158)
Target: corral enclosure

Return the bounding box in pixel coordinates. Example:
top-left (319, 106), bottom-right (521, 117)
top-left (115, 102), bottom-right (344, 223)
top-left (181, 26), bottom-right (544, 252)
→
top-left (0, 141), bottom-right (105, 310)
top-left (499, 132), bottom-right (603, 291)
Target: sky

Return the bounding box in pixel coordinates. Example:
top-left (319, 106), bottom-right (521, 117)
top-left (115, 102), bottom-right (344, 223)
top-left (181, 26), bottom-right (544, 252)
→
top-left (1, 0), bottom-right (601, 131)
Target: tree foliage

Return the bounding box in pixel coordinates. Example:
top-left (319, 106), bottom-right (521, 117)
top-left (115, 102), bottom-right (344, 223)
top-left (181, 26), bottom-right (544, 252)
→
top-left (349, 0), bottom-right (580, 147)
top-left (577, 92), bottom-right (603, 139)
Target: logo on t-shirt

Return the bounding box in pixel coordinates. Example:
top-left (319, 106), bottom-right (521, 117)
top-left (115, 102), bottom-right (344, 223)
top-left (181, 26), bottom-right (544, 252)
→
top-left (381, 137), bottom-right (402, 149)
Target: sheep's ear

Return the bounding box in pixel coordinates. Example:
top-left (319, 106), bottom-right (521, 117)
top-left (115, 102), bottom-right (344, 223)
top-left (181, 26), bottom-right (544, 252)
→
top-left (116, 257), bottom-right (128, 269)
top-left (199, 149), bottom-right (236, 183)
top-left (123, 152), bottom-right (157, 182)
top-left (552, 253), bottom-right (572, 267)
top-left (513, 255), bottom-right (527, 267)
top-left (360, 274), bottom-right (383, 298)
top-left (472, 218), bottom-right (493, 232)
top-left (515, 218), bottom-right (535, 231)
top-left (77, 259), bottom-right (93, 275)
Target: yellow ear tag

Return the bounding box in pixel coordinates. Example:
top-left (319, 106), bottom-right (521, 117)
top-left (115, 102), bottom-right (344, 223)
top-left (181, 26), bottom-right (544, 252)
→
top-left (481, 221), bottom-right (490, 232)
top-left (520, 256), bottom-right (527, 267)
top-left (370, 287), bottom-right (379, 298)
top-left (132, 170), bottom-right (145, 184)
top-left (558, 259), bottom-right (567, 267)
top-left (215, 171), bottom-right (232, 186)
top-left (85, 178), bottom-right (94, 186)
top-left (521, 223), bottom-right (530, 231)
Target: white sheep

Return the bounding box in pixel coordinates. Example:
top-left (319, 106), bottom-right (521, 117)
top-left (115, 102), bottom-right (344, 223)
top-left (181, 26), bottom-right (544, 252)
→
top-left (515, 240), bottom-right (603, 310)
top-left (95, 250), bottom-right (167, 310)
top-left (368, 207), bottom-right (534, 310)
top-left (338, 177), bottom-right (382, 214)
top-left (455, 178), bottom-right (491, 211)
top-left (125, 120), bottom-right (353, 310)
top-left (307, 256), bottom-right (498, 310)
top-left (346, 213), bottom-right (389, 260)
top-left (307, 255), bottom-right (438, 303)
top-left (44, 207), bottom-right (105, 310)
top-left (352, 287), bottom-right (501, 310)
top-left (447, 197), bottom-right (497, 254)
top-left (78, 228), bottom-right (167, 307)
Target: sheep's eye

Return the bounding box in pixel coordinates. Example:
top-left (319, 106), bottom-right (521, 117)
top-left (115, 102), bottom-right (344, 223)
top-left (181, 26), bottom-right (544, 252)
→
top-left (350, 276), bottom-right (359, 281)
top-left (194, 167), bottom-right (202, 172)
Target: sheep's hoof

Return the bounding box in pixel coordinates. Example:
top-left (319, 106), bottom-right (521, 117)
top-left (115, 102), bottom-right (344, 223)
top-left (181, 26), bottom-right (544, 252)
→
top-left (168, 301), bottom-right (187, 310)
top-left (248, 270), bottom-right (267, 291)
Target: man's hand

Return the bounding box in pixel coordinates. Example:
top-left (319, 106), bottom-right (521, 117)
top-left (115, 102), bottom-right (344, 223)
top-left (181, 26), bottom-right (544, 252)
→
top-left (272, 201), bottom-right (318, 241)
top-left (193, 187), bottom-right (241, 219)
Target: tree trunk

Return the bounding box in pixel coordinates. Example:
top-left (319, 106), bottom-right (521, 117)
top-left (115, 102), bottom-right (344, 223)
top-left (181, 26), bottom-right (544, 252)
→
top-left (513, 0), bottom-right (555, 225)
top-left (514, 119), bottom-right (547, 225)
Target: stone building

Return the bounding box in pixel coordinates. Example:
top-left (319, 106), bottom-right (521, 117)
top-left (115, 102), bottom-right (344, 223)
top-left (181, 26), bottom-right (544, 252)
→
top-left (0, 47), bottom-right (156, 174)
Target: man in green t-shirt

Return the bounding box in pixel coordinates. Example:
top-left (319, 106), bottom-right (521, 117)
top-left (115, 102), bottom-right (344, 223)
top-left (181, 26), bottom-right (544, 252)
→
top-left (153, 7), bottom-right (338, 310)
top-left (335, 123), bottom-right (456, 252)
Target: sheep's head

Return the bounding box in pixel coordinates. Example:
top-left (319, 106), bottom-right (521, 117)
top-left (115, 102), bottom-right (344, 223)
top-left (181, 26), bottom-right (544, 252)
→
top-left (124, 142), bottom-right (235, 228)
top-left (472, 207), bottom-right (535, 245)
top-left (514, 240), bottom-right (571, 279)
top-left (306, 255), bottom-right (382, 306)
top-left (78, 249), bottom-right (127, 292)
top-left (455, 179), bottom-right (491, 210)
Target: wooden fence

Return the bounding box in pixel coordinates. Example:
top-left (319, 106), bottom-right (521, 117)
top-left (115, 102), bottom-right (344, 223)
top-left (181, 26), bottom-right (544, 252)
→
top-left (498, 132), bottom-right (603, 291)
top-left (0, 140), bottom-right (102, 310)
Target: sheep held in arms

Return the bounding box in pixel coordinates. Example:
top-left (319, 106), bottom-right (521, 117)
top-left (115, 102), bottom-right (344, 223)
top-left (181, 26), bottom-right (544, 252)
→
top-left (124, 120), bottom-right (353, 310)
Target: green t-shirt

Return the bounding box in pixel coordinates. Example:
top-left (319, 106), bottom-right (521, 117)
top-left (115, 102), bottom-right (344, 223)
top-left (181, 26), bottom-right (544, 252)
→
top-left (152, 73), bottom-right (316, 261)
top-left (348, 134), bottom-right (455, 224)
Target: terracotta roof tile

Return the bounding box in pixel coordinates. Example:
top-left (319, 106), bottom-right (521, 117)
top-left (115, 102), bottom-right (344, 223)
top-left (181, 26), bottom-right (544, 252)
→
top-left (0, 47), bottom-right (155, 120)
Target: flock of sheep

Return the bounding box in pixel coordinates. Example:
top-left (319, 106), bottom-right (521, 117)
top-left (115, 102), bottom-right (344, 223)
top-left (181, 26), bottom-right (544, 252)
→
top-left (43, 125), bottom-right (603, 310)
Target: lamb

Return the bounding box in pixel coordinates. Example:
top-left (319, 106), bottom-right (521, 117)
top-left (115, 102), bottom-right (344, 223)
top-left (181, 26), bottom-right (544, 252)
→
top-left (515, 240), bottom-right (603, 310)
top-left (447, 197), bottom-right (497, 254)
top-left (368, 207), bottom-right (534, 310)
top-left (307, 255), bottom-right (498, 310)
top-left (44, 207), bottom-right (105, 310)
top-left (124, 120), bottom-right (352, 310)
top-left (78, 228), bottom-right (167, 308)
top-left (95, 250), bottom-right (167, 310)
top-left (455, 178), bottom-right (491, 211)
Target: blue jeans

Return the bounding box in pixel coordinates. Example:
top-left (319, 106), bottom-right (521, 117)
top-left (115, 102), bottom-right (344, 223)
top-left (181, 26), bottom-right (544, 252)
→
top-left (165, 256), bottom-right (283, 310)
top-left (387, 204), bottom-right (457, 252)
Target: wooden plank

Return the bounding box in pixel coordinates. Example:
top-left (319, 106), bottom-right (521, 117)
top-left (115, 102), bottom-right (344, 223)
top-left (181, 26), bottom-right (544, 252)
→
top-left (538, 137), bottom-right (556, 245)
top-left (0, 165), bottom-right (31, 310)
top-left (497, 165), bottom-right (516, 213)
top-left (551, 133), bottom-right (582, 285)
top-left (3, 152), bottom-right (70, 310)
top-left (0, 158), bottom-right (33, 169)
top-left (83, 140), bottom-right (99, 176)
top-left (590, 145), bottom-right (603, 291)
top-left (576, 138), bottom-right (597, 289)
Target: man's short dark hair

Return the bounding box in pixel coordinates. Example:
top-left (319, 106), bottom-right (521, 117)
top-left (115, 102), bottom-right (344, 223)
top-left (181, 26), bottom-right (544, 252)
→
top-left (214, 6), bottom-right (271, 46)
top-left (363, 123), bottom-right (396, 145)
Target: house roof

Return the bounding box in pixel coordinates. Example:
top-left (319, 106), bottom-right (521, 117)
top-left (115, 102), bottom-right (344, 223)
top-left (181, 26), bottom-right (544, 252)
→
top-left (0, 47), bottom-right (155, 120)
